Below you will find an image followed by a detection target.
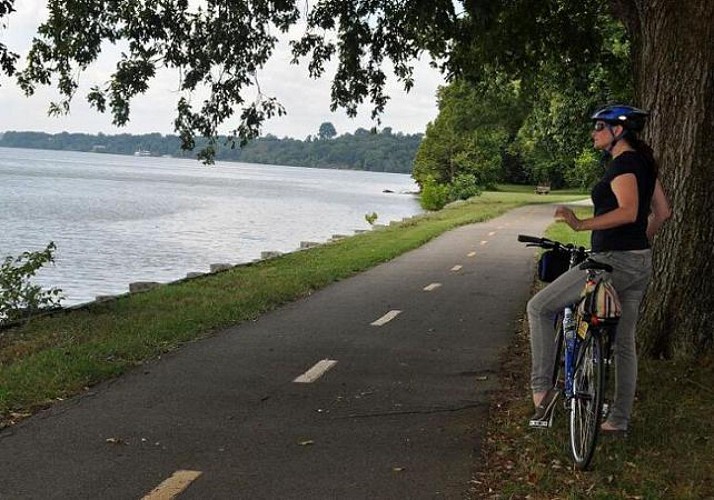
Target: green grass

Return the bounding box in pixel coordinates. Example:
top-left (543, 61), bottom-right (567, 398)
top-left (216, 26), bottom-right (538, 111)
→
top-left (0, 189), bottom-right (584, 425)
top-left (471, 213), bottom-right (714, 499)
top-left (495, 184), bottom-right (590, 196)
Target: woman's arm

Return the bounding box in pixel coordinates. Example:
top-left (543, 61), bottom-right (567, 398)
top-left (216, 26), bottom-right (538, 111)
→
top-left (646, 178), bottom-right (672, 241)
top-left (556, 173), bottom-right (639, 231)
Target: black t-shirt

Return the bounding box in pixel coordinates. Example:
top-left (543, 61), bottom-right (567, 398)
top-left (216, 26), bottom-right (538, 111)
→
top-left (590, 151), bottom-right (656, 252)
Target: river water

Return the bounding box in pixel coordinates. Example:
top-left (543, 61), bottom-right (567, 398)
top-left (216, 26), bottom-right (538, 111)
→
top-left (0, 147), bottom-right (422, 305)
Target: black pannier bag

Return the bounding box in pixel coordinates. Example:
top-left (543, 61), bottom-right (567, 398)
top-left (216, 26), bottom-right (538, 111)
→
top-left (537, 248), bottom-right (571, 282)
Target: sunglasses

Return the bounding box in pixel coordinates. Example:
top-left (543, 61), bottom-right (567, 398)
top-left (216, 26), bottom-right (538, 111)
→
top-left (593, 122), bottom-right (609, 132)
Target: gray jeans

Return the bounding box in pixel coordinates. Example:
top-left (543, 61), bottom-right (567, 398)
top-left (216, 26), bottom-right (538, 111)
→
top-left (526, 250), bottom-right (652, 429)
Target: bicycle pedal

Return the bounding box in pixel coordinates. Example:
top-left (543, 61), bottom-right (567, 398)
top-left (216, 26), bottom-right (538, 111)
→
top-left (529, 407), bottom-right (556, 429)
top-left (529, 418), bottom-right (552, 429)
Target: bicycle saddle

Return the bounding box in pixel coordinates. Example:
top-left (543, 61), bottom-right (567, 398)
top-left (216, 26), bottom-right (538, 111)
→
top-left (578, 258), bottom-right (613, 273)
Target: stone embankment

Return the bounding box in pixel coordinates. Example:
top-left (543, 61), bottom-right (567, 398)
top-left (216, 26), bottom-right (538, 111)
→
top-left (94, 215), bottom-right (419, 307)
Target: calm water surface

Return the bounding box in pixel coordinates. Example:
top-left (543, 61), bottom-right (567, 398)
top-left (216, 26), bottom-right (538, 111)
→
top-left (0, 147), bottom-right (422, 305)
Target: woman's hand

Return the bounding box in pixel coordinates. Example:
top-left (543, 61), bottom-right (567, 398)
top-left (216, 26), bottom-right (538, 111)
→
top-left (554, 206), bottom-right (582, 231)
top-left (647, 178), bottom-right (672, 242)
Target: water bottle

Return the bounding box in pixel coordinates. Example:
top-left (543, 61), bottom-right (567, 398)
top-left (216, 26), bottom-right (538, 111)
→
top-left (563, 307), bottom-right (576, 339)
top-left (563, 306), bottom-right (576, 397)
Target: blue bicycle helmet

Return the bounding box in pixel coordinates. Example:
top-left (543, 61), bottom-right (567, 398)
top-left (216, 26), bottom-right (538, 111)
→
top-left (591, 105), bottom-right (649, 132)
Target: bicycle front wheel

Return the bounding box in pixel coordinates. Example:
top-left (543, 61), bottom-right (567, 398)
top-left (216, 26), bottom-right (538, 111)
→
top-left (569, 332), bottom-right (605, 470)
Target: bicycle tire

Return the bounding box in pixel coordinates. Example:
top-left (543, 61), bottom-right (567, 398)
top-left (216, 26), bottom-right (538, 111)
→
top-left (569, 332), bottom-right (605, 470)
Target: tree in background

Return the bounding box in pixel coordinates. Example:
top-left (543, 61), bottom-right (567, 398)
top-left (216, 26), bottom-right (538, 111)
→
top-left (1, 0), bottom-right (711, 356)
top-left (318, 122), bottom-right (337, 140)
top-left (417, 15), bottom-right (632, 193)
top-left (509, 18), bottom-right (632, 189)
top-left (413, 75), bottom-right (527, 208)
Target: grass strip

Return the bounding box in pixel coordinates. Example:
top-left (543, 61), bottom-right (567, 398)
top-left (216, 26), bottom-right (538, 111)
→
top-left (471, 208), bottom-right (714, 499)
top-left (0, 190), bottom-right (583, 426)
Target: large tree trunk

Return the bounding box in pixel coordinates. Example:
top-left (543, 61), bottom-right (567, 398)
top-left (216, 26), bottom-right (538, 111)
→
top-left (616, 0), bottom-right (714, 358)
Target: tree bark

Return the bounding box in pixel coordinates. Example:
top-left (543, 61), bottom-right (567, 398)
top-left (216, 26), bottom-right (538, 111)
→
top-left (621, 0), bottom-right (714, 357)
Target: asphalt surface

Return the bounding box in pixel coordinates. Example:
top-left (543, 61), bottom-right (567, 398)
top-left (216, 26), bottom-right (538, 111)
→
top-left (0, 204), bottom-right (556, 499)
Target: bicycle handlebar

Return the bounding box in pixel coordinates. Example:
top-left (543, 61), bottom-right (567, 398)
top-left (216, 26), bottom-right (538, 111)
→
top-left (518, 234), bottom-right (597, 271)
top-left (517, 234), bottom-right (563, 250)
top-left (518, 234), bottom-right (585, 250)
top-left (517, 234), bottom-right (549, 244)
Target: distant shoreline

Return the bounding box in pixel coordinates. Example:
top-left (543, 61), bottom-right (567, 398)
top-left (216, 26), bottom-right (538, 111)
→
top-left (0, 128), bottom-right (422, 174)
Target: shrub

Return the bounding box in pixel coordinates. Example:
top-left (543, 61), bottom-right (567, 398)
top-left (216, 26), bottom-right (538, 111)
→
top-left (0, 242), bottom-right (64, 324)
top-left (364, 211), bottom-right (379, 225)
top-left (419, 176), bottom-right (451, 210)
top-left (448, 173), bottom-right (482, 200)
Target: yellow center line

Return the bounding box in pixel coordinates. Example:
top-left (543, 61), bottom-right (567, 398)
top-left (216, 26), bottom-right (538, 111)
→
top-left (142, 470), bottom-right (202, 500)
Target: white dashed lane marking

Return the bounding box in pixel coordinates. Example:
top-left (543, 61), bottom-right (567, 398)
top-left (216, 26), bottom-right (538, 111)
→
top-left (488, 231), bottom-right (496, 236)
top-left (467, 251), bottom-right (476, 257)
top-left (480, 240), bottom-right (488, 246)
top-left (451, 265), bottom-right (463, 272)
top-left (423, 283), bottom-right (442, 291)
top-left (142, 470), bottom-right (202, 500)
top-left (371, 310), bottom-right (402, 326)
top-left (293, 359), bottom-right (338, 383)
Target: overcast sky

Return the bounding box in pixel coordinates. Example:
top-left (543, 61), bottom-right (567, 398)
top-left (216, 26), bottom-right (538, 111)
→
top-left (0, 2), bottom-right (445, 139)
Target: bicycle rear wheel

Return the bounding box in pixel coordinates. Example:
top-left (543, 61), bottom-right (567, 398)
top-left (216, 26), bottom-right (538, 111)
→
top-left (569, 332), bottom-right (605, 470)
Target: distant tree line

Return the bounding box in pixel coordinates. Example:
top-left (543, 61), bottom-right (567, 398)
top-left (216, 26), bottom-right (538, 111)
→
top-left (0, 124), bottom-right (422, 174)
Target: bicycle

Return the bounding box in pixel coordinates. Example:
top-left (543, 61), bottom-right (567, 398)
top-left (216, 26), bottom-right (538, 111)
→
top-left (518, 234), bottom-right (620, 470)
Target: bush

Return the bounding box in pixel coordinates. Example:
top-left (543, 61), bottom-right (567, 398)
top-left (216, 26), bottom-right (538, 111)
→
top-left (1, 242), bottom-right (64, 324)
top-left (448, 173), bottom-right (482, 201)
top-left (419, 176), bottom-right (451, 210)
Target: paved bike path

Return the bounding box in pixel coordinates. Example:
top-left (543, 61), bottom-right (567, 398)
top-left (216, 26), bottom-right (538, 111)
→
top-left (0, 204), bottom-right (556, 499)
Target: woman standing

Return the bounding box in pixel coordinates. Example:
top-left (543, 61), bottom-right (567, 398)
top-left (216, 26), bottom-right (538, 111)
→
top-left (527, 105), bottom-right (671, 434)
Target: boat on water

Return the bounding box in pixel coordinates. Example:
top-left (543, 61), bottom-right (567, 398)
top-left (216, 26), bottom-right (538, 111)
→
top-left (134, 150), bottom-right (151, 157)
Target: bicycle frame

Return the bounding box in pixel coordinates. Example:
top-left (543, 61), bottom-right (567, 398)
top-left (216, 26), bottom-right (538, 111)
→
top-left (519, 234), bottom-right (618, 470)
top-left (563, 269), bottom-right (616, 401)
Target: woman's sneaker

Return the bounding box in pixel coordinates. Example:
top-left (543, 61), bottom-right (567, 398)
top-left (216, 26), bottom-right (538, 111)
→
top-left (529, 389), bottom-right (560, 429)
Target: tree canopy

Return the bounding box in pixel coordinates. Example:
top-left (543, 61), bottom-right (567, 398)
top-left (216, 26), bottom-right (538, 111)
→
top-left (412, 12), bottom-right (632, 203)
top-left (0, 1), bottom-right (618, 162)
